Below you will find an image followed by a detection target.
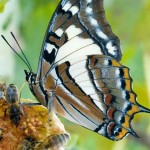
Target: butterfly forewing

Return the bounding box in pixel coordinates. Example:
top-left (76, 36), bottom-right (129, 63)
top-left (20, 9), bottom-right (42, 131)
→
top-left (37, 0), bottom-right (122, 81)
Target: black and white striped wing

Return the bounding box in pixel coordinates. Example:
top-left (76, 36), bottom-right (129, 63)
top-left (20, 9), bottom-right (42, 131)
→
top-left (37, 0), bottom-right (122, 80)
top-left (51, 55), bottom-right (147, 141)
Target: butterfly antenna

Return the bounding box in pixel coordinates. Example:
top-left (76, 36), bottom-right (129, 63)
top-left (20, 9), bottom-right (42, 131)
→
top-left (1, 34), bottom-right (32, 72)
top-left (10, 32), bottom-right (32, 72)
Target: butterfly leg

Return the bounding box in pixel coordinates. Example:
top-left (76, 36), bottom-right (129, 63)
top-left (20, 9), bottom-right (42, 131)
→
top-left (47, 91), bottom-right (55, 113)
top-left (20, 102), bottom-right (41, 106)
top-left (46, 91), bottom-right (56, 124)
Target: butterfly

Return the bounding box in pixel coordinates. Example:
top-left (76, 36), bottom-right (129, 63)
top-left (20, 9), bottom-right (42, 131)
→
top-left (2, 0), bottom-right (150, 141)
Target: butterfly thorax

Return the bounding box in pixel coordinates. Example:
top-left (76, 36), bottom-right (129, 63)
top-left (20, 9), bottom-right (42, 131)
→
top-left (24, 70), bottom-right (56, 107)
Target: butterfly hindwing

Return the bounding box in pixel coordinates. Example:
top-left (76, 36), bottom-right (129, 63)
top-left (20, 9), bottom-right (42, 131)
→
top-left (50, 55), bottom-right (143, 140)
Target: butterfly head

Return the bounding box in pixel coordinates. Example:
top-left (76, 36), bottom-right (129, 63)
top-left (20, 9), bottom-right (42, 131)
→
top-left (24, 70), bottom-right (37, 85)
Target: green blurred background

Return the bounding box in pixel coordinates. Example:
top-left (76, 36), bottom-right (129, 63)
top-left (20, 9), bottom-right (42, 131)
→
top-left (0, 0), bottom-right (150, 150)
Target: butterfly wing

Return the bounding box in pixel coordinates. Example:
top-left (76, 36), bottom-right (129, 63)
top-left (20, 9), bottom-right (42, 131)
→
top-left (32, 0), bottom-right (150, 141)
top-left (51, 54), bottom-right (148, 141)
top-left (37, 0), bottom-right (122, 81)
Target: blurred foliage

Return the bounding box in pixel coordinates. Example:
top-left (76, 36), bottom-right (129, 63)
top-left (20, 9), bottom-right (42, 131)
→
top-left (0, 0), bottom-right (150, 150)
top-left (0, 0), bottom-right (8, 12)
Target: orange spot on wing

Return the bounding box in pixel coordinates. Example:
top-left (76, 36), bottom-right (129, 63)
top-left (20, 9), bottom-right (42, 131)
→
top-left (107, 122), bottom-right (115, 135)
top-left (107, 107), bottom-right (115, 120)
top-left (129, 93), bottom-right (136, 103)
top-left (115, 128), bottom-right (128, 140)
top-left (111, 60), bottom-right (121, 67)
top-left (125, 80), bottom-right (131, 91)
top-left (105, 94), bottom-right (113, 105)
top-left (127, 105), bottom-right (140, 116)
top-left (122, 116), bottom-right (130, 128)
top-left (123, 68), bottom-right (130, 78)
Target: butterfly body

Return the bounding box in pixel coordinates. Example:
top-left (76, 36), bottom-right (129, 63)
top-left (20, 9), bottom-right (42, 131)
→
top-left (23, 0), bottom-right (150, 141)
